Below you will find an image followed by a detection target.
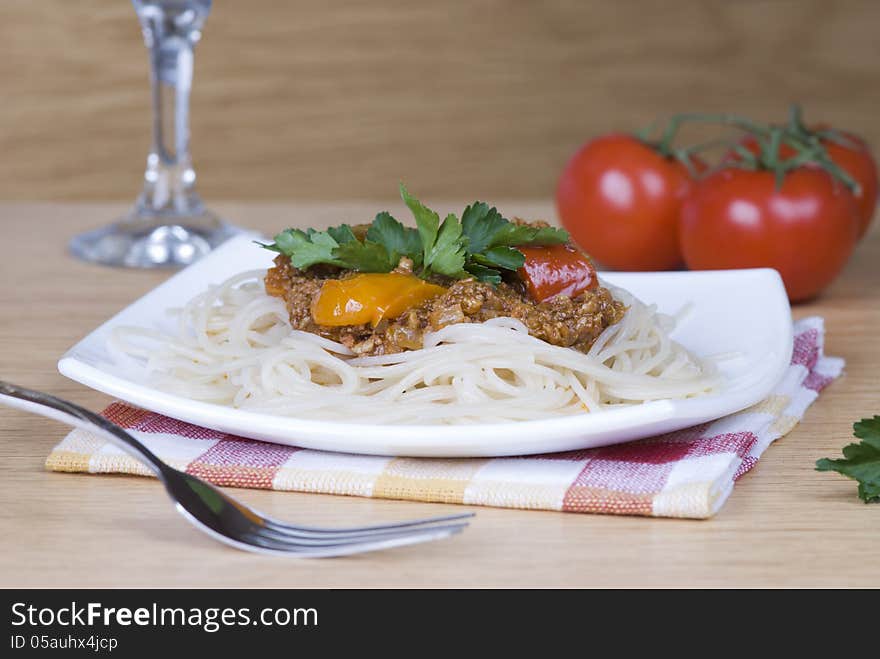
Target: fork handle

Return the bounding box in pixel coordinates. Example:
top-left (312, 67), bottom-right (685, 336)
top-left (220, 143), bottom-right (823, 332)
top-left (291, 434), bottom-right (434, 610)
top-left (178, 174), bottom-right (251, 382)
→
top-left (0, 381), bottom-right (167, 477)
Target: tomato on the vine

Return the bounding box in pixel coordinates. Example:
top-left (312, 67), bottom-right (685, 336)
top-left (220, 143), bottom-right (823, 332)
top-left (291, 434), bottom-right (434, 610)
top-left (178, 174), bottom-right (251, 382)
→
top-left (556, 134), bottom-right (702, 271)
top-left (737, 129), bottom-right (878, 239)
top-left (679, 166), bottom-right (859, 301)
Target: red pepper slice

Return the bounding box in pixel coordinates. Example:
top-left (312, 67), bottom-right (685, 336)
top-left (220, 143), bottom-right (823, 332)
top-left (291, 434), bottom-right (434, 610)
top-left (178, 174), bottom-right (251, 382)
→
top-left (517, 244), bottom-right (597, 302)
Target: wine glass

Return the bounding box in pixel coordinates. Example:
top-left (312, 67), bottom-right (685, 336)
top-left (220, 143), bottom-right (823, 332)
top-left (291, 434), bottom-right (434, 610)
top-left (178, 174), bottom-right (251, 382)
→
top-left (69, 0), bottom-right (241, 268)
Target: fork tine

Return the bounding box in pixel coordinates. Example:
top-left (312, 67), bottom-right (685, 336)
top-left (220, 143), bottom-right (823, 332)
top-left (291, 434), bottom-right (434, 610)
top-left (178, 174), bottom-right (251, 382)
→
top-left (252, 521), bottom-right (471, 546)
top-left (240, 526), bottom-right (467, 557)
top-left (174, 470), bottom-right (475, 551)
top-left (306, 528), bottom-right (466, 558)
top-left (288, 527), bottom-right (467, 558)
top-left (259, 510), bottom-right (476, 538)
top-left (221, 488), bottom-right (475, 539)
top-left (177, 505), bottom-right (467, 557)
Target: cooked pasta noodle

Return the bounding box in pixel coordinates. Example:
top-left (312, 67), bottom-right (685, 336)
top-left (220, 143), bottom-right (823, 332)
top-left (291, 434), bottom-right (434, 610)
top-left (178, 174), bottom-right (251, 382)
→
top-left (109, 270), bottom-right (720, 424)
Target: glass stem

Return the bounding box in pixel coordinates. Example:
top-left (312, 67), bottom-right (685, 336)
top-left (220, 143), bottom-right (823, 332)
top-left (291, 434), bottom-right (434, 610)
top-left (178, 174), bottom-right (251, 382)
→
top-left (136, 10), bottom-right (204, 218)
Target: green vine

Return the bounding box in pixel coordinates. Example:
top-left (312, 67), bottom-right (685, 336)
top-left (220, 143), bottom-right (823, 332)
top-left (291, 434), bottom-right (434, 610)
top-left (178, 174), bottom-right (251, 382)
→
top-left (635, 107), bottom-right (861, 193)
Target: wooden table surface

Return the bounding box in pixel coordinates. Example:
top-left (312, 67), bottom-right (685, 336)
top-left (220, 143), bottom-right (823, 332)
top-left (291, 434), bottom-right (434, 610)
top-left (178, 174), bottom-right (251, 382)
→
top-left (1, 202), bottom-right (878, 588)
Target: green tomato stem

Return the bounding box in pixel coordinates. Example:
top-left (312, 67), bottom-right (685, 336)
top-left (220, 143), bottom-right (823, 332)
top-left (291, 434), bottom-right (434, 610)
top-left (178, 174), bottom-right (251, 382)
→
top-left (637, 109), bottom-right (861, 195)
top-left (787, 103), bottom-right (807, 135)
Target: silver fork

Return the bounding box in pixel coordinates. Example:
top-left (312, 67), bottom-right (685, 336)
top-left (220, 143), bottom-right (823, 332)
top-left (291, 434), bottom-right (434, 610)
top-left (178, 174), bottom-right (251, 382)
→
top-left (0, 381), bottom-right (473, 557)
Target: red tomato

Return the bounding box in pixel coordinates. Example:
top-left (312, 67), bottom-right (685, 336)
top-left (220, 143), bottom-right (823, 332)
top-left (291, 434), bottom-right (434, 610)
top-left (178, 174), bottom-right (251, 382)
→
top-left (738, 130), bottom-right (878, 238)
top-left (679, 167), bottom-right (859, 302)
top-left (556, 134), bottom-right (702, 271)
top-left (517, 244), bottom-right (597, 302)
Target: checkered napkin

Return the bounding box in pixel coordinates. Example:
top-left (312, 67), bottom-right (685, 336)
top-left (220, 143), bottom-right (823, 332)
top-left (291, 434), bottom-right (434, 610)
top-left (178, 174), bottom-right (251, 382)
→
top-left (46, 316), bottom-right (841, 519)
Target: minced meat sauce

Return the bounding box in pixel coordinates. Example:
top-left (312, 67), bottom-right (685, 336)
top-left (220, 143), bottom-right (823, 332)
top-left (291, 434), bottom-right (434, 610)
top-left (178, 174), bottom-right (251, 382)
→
top-left (264, 254), bottom-right (625, 357)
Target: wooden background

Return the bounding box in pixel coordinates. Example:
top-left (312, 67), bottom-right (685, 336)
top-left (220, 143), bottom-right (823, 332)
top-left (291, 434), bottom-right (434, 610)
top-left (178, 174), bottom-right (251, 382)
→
top-left (1, 0), bottom-right (878, 202)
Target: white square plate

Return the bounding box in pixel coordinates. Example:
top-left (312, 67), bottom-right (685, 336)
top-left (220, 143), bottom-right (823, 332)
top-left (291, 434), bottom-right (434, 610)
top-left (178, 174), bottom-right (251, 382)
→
top-left (58, 235), bottom-right (793, 457)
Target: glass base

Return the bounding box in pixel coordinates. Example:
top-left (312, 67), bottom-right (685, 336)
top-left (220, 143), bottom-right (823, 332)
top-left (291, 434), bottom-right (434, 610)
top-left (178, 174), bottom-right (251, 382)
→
top-left (69, 210), bottom-right (241, 269)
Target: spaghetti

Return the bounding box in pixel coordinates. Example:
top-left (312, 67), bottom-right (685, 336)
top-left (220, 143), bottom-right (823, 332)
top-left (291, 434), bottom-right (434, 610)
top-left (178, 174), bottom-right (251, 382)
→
top-left (109, 270), bottom-right (720, 424)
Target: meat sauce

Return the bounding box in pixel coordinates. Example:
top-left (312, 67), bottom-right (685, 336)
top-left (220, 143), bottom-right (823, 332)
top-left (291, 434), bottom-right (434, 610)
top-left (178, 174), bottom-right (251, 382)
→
top-left (264, 244), bottom-right (625, 357)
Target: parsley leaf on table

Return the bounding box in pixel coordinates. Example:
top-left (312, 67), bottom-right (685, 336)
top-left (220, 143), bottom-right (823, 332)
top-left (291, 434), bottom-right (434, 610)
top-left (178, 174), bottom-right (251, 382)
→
top-left (815, 416), bottom-right (880, 503)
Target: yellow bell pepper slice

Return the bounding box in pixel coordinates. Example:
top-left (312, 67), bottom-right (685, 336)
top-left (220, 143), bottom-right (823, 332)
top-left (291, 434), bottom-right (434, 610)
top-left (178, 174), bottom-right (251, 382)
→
top-left (311, 273), bottom-right (447, 327)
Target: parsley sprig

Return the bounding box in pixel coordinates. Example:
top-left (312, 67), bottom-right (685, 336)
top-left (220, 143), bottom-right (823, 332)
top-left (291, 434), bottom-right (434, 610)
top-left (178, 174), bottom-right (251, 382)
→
top-left (260, 184), bottom-right (569, 283)
top-left (816, 416), bottom-right (880, 503)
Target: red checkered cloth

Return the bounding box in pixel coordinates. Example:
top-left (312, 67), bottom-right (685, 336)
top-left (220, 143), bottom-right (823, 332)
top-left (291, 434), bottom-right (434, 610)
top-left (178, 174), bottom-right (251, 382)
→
top-left (46, 317), bottom-right (841, 518)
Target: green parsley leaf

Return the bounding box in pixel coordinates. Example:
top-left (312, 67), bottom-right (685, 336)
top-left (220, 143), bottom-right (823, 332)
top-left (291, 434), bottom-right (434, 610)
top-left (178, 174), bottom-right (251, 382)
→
top-left (461, 202), bottom-right (509, 254)
top-left (306, 228), bottom-right (341, 250)
top-left (263, 225), bottom-right (395, 272)
top-left (464, 263), bottom-right (502, 285)
top-left (260, 185), bottom-right (576, 284)
top-left (326, 224), bottom-right (358, 245)
top-left (400, 183), bottom-right (440, 271)
top-left (400, 184), bottom-right (468, 279)
top-left (366, 211), bottom-right (423, 266)
top-left (461, 201), bottom-right (569, 253)
top-left (332, 238), bottom-right (399, 273)
top-left (470, 246), bottom-right (526, 271)
top-left (815, 416), bottom-right (880, 503)
top-left (428, 213), bottom-right (468, 278)
top-left (459, 199), bottom-right (569, 285)
top-left (268, 228), bottom-right (344, 270)
top-left (491, 223), bottom-right (570, 248)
